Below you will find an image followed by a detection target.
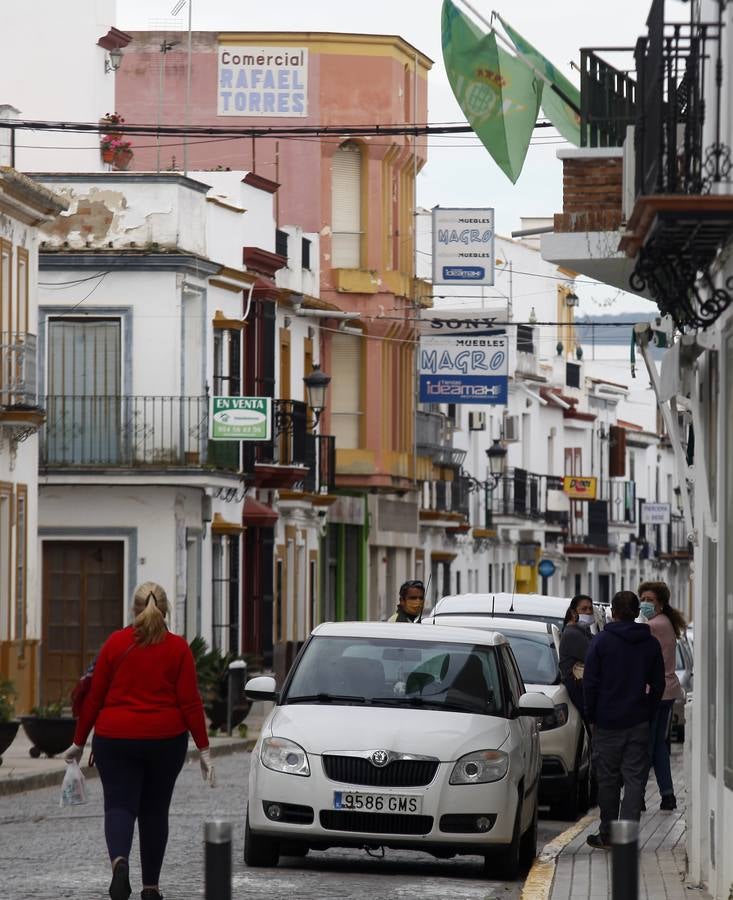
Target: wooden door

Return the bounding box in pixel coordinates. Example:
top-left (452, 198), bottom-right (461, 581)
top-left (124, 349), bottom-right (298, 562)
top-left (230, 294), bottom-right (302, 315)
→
top-left (41, 541), bottom-right (124, 705)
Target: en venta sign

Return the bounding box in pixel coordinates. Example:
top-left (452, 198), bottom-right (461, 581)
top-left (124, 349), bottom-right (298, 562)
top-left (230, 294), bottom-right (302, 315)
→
top-left (209, 397), bottom-right (272, 441)
top-left (218, 45), bottom-right (308, 116)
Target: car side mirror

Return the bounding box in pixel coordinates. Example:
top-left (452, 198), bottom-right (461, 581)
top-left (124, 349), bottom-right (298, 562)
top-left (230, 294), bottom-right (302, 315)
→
top-left (516, 691), bottom-right (554, 718)
top-left (245, 675), bottom-right (279, 702)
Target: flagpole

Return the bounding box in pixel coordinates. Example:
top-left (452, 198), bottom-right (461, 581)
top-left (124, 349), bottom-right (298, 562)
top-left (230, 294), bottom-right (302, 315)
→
top-left (455, 0), bottom-right (582, 117)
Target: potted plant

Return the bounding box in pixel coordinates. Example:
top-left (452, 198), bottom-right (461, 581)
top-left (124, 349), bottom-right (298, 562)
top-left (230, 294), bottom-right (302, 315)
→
top-left (0, 679), bottom-right (20, 766)
top-left (190, 637), bottom-right (253, 734)
top-left (20, 700), bottom-right (77, 758)
top-left (100, 136), bottom-right (134, 168)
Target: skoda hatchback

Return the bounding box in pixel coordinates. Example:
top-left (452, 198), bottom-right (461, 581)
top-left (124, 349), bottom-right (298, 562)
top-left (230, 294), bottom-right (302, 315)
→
top-left (244, 622), bottom-right (552, 878)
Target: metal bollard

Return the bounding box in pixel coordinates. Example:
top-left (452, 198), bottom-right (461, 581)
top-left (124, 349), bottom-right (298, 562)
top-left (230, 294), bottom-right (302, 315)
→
top-left (610, 819), bottom-right (639, 900)
top-left (204, 820), bottom-right (232, 900)
top-left (227, 659), bottom-right (247, 736)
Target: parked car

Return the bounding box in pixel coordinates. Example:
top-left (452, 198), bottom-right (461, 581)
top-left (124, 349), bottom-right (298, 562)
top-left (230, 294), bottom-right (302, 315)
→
top-left (671, 634), bottom-right (693, 743)
top-left (424, 615), bottom-right (590, 820)
top-left (244, 621), bottom-right (552, 878)
top-left (428, 593), bottom-right (606, 635)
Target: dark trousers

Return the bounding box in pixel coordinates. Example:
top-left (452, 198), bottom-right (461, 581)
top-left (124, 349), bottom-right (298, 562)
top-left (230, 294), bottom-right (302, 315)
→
top-left (592, 721), bottom-right (650, 841)
top-left (92, 733), bottom-right (188, 886)
top-left (646, 699), bottom-right (675, 797)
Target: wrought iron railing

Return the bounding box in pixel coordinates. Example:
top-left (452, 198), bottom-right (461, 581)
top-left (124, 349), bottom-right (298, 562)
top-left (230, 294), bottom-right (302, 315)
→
top-left (580, 48), bottom-right (637, 148)
top-left (488, 468), bottom-right (545, 520)
top-left (303, 434), bottom-right (336, 494)
top-left (40, 394), bottom-right (241, 470)
top-left (0, 333), bottom-right (37, 407)
top-left (600, 479), bottom-right (637, 524)
top-left (242, 399), bottom-right (308, 470)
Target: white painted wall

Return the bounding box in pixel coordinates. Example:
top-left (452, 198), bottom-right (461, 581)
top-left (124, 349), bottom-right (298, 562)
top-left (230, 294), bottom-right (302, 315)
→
top-left (0, 0), bottom-right (118, 172)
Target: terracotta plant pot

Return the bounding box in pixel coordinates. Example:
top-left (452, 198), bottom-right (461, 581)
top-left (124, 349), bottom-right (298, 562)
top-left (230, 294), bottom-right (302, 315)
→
top-left (101, 147), bottom-right (115, 163)
top-left (0, 720), bottom-right (20, 765)
top-left (113, 148), bottom-right (134, 171)
top-left (20, 716), bottom-right (76, 758)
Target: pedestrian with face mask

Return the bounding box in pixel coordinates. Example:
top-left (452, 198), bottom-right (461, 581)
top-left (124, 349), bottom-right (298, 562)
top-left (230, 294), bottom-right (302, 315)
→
top-left (388, 580), bottom-right (425, 623)
top-left (638, 580), bottom-right (685, 811)
top-left (559, 594), bottom-right (595, 718)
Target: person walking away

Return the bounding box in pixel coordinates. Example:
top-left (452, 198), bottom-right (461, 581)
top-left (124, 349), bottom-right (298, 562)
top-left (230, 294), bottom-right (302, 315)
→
top-left (388, 580), bottom-right (425, 622)
top-left (638, 580), bottom-right (685, 811)
top-left (583, 590), bottom-right (665, 850)
top-left (559, 594), bottom-right (595, 718)
top-left (63, 582), bottom-right (214, 900)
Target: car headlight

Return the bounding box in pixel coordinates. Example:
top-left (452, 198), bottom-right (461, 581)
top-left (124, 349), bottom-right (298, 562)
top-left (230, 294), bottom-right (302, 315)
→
top-left (260, 737), bottom-right (310, 777)
top-left (449, 750), bottom-right (508, 785)
top-left (538, 703), bottom-right (569, 731)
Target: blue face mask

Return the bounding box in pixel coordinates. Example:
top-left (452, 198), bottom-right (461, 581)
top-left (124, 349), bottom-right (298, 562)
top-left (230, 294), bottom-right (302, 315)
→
top-left (578, 614), bottom-right (595, 626)
top-left (639, 601), bottom-right (656, 620)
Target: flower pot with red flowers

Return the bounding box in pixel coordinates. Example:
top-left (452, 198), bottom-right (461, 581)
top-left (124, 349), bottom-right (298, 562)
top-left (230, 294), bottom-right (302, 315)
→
top-left (113, 143), bottom-right (134, 170)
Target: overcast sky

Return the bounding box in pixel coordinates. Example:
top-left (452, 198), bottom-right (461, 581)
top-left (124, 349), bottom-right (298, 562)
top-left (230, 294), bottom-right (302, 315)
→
top-left (117, 0), bottom-right (661, 315)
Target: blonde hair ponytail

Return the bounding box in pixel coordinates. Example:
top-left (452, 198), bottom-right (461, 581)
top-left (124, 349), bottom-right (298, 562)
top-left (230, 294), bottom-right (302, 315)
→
top-left (132, 581), bottom-right (169, 647)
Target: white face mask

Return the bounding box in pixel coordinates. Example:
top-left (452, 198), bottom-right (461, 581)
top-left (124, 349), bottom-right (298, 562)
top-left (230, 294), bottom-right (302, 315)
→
top-left (578, 613), bottom-right (595, 626)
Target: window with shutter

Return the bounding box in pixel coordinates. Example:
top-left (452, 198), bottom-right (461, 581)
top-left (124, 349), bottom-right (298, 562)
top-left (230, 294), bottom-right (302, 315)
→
top-left (330, 331), bottom-right (362, 448)
top-left (331, 142), bottom-right (362, 268)
top-left (608, 425), bottom-right (626, 477)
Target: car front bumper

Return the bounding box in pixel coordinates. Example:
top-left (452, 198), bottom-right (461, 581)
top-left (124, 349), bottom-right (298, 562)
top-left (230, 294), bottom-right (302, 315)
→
top-left (248, 755), bottom-right (521, 852)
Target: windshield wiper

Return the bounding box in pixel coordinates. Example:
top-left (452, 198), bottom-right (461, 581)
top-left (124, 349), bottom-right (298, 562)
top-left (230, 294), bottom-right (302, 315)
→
top-left (285, 693), bottom-right (369, 705)
top-left (374, 696), bottom-right (486, 714)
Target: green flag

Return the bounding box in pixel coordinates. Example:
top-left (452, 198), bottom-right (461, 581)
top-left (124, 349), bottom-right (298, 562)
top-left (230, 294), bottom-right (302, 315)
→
top-left (497, 15), bottom-right (581, 146)
top-left (441, 0), bottom-right (542, 183)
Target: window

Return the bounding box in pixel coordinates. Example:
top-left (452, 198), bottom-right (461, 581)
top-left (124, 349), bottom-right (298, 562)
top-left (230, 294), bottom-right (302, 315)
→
top-left (330, 331), bottom-right (363, 448)
top-left (212, 534), bottom-right (241, 654)
top-left (0, 484), bottom-right (11, 641)
top-left (517, 324), bottom-right (534, 354)
top-left (14, 486), bottom-right (27, 641)
top-left (566, 361), bottom-right (581, 388)
top-left (331, 141), bottom-right (362, 268)
top-left (275, 229), bottom-right (289, 260)
top-left (16, 247), bottom-right (28, 335)
top-left (213, 328), bottom-right (241, 396)
top-left (302, 237), bottom-right (312, 271)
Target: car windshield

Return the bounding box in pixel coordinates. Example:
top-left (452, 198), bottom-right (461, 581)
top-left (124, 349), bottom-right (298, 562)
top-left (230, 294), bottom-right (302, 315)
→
top-left (284, 636), bottom-right (506, 717)
top-left (497, 630), bottom-right (560, 686)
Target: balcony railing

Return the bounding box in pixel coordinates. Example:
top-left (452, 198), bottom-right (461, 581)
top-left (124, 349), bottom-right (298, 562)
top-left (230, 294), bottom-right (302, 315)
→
top-left (0, 333), bottom-right (37, 407)
top-left (488, 468), bottom-right (545, 520)
top-left (434, 475), bottom-right (470, 519)
top-left (242, 399), bottom-right (308, 469)
top-left (580, 47), bottom-right (637, 148)
top-left (40, 395), bottom-right (240, 470)
top-left (303, 434), bottom-right (336, 494)
top-left (599, 479), bottom-right (637, 524)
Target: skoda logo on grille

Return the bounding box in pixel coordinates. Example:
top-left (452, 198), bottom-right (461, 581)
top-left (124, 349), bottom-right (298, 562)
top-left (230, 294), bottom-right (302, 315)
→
top-left (370, 750), bottom-right (390, 768)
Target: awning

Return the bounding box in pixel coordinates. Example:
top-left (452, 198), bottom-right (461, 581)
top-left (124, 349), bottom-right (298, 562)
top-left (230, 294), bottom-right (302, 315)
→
top-left (243, 496), bottom-right (279, 527)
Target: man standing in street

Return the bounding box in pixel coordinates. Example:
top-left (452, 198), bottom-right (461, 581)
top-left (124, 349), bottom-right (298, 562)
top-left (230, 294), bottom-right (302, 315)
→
top-left (388, 580), bottom-right (425, 622)
top-left (583, 590), bottom-right (665, 850)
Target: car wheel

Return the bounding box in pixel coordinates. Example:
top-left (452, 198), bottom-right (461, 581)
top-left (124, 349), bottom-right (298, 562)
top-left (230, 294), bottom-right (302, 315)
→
top-left (244, 811), bottom-right (280, 867)
top-left (552, 734), bottom-right (587, 820)
top-left (484, 796), bottom-right (522, 880)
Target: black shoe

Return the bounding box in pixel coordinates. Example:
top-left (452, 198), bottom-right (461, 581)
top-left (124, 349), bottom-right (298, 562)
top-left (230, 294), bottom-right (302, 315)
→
top-left (109, 860), bottom-right (131, 900)
top-left (586, 832), bottom-right (611, 851)
top-left (641, 798), bottom-right (646, 812)
top-left (660, 794), bottom-right (677, 811)
top-left (141, 891), bottom-right (163, 900)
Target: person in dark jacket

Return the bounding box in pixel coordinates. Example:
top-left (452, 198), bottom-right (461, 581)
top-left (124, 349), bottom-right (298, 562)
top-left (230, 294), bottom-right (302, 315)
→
top-left (583, 590), bottom-right (665, 850)
top-left (559, 594), bottom-right (595, 717)
top-left (388, 580), bottom-right (425, 623)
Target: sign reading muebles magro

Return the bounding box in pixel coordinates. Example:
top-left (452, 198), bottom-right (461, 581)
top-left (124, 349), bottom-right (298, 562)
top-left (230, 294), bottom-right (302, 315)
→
top-left (419, 311), bottom-right (508, 404)
top-left (432, 207), bottom-right (495, 286)
top-left (218, 46), bottom-right (308, 116)
top-left (210, 397), bottom-right (272, 441)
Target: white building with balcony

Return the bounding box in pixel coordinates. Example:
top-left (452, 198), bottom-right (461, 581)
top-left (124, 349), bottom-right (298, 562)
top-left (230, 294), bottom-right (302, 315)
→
top-left (0, 168), bottom-right (66, 713)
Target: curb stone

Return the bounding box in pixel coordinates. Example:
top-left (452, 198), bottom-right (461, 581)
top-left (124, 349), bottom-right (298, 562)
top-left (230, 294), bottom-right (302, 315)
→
top-left (521, 812), bottom-right (598, 900)
top-left (0, 736), bottom-right (257, 797)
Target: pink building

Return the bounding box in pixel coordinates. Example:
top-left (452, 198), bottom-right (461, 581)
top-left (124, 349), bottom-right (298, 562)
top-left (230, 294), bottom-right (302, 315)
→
top-left (117, 32), bottom-right (433, 626)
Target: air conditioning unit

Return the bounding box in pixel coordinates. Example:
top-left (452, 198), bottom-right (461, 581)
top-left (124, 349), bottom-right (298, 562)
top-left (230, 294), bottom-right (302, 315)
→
top-left (468, 411), bottom-right (486, 431)
top-left (503, 415), bottom-right (519, 442)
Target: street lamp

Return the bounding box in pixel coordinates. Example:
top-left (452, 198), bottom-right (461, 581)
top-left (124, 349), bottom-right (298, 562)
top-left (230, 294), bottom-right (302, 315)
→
top-left (105, 47), bottom-right (123, 73)
top-left (303, 364), bottom-right (331, 429)
top-left (485, 438), bottom-right (508, 486)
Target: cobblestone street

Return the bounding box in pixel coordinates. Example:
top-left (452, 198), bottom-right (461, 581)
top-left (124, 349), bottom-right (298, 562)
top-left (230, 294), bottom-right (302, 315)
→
top-left (1, 751), bottom-right (566, 899)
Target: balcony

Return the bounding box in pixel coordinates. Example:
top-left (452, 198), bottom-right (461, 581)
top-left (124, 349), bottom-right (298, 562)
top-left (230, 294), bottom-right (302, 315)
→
top-left (303, 434), bottom-right (336, 495)
top-left (40, 395), bottom-right (239, 470)
top-left (600, 479), bottom-right (637, 524)
top-left (0, 333), bottom-right (38, 408)
top-left (242, 399), bottom-right (310, 489)
top-left (416, 409), bottom-right (466, 467)
top-left (488, 468), bottom-right (545, 521)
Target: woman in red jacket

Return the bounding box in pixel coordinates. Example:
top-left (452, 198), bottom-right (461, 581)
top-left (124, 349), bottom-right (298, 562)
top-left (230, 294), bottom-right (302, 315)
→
top-left (64, 582), bottom-right (214, 900)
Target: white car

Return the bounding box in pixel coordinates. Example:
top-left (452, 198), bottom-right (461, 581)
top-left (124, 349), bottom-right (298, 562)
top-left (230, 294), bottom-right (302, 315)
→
top-left (428, 592), bottom-right (606, 635)
top-left (244, 621), bottom-right (553, 878)
top-left (424, 615), bottom-right (591, 819)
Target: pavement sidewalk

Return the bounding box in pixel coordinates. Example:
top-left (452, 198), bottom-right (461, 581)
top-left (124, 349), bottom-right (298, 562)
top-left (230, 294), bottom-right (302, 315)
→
top-left (546, 744), bottom-right (711, 900)
top-left (0, 701), bottom-right (268, 796)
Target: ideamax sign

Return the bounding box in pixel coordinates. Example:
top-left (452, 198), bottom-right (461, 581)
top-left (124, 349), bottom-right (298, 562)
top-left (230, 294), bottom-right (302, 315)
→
top-left (218, 46), bottom-right (308, 116)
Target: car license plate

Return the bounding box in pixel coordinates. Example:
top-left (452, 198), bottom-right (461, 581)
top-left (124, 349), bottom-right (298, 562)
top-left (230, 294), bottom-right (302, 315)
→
top-left (333, 791), bottom-right (422, 814)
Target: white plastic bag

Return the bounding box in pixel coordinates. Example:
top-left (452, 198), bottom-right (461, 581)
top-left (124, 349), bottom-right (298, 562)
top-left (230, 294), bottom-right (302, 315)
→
top-left (60, 760), bottom-right (88, 807)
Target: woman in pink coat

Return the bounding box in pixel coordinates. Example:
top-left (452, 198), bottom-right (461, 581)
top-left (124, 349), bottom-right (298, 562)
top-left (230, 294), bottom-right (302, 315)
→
top-left (638, 581), bottom-right (686, 811)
